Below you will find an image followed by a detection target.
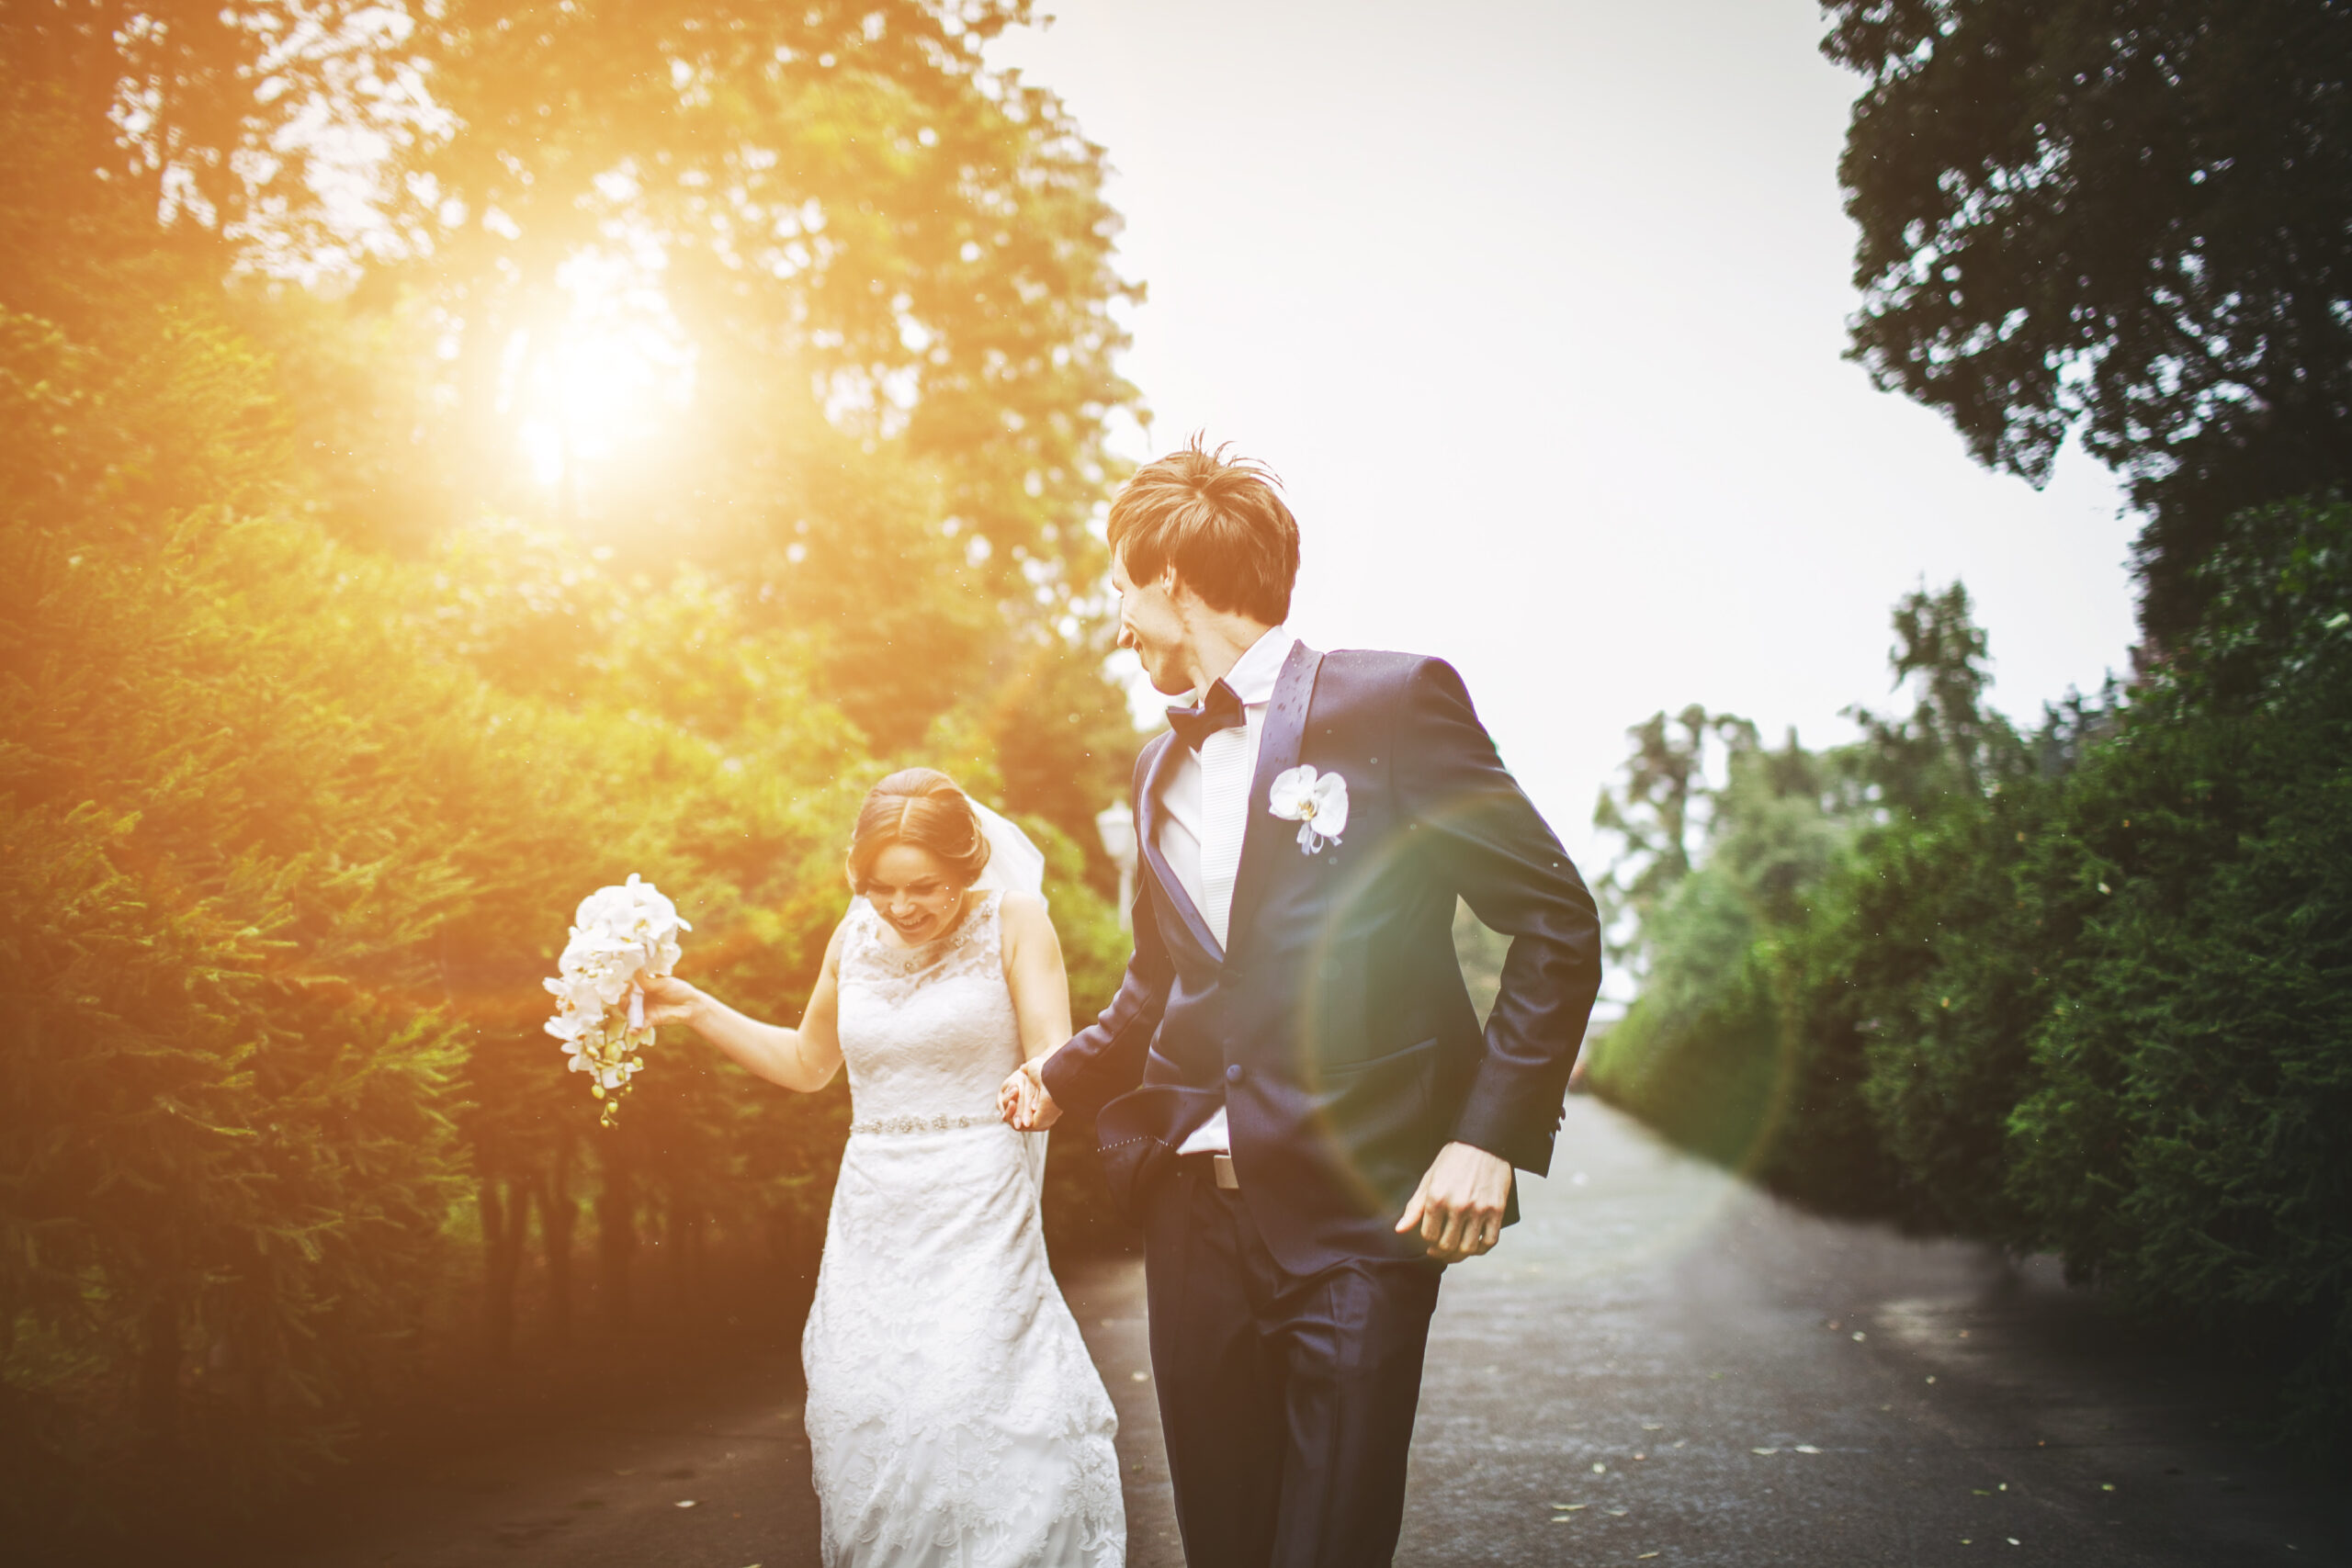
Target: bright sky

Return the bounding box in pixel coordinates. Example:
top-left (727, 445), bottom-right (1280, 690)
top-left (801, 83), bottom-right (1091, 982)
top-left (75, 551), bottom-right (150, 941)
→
top-left (994, 0), bottom-right (2140, 872)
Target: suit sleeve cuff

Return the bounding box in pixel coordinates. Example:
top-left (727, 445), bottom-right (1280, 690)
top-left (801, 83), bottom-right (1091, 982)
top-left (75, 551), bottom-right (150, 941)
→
top-left (1039, 1043), bottom-right (1102, 1120)
top-left (1451, 1070), bottom-right (1559, 1177)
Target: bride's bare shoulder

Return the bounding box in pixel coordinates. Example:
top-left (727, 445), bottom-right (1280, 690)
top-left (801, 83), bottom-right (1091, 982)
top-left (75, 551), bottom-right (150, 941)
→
top-left (996, 889), bottom-right (1051, 930)
top-left (995, 891), bottom-right (1060, 954)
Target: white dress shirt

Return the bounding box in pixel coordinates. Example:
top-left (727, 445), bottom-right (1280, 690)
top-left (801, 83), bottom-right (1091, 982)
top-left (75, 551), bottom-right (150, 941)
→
top-left (1159, 624), bottom-right (1295, 1156)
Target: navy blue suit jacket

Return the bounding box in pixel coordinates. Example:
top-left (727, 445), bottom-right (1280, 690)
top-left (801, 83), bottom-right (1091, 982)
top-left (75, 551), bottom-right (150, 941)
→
top-left (1041, 643), bottom-right (1603, 1273)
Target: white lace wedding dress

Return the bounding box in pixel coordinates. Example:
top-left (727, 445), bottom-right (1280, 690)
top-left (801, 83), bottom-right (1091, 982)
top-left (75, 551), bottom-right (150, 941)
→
top-left (802, 891), bottom-right (1125, 1567)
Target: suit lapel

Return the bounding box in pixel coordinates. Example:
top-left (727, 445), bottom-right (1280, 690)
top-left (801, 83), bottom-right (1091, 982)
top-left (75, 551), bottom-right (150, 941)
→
top-left (1224, 641), bottom-right (1324, 962)
top-left (1136, 729), bottom-right (1225, 964)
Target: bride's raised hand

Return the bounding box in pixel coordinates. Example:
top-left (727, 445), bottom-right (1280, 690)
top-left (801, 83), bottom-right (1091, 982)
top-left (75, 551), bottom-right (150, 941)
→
top-left (637, 973), bottom-right (703, 1029)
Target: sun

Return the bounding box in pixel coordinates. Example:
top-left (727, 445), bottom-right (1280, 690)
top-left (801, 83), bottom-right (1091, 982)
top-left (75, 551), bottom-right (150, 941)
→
top-left (503, 247), bottom-right (697, 493)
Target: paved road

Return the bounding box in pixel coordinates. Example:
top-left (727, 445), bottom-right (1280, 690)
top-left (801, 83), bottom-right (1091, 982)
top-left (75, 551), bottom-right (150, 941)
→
top-left (1396, 1098), bottom-right (2344, 1567)
top-left (282, 1258), bottom-right (1163, 1568)
top-left (286, 1098), bottom-right (2345, 1567)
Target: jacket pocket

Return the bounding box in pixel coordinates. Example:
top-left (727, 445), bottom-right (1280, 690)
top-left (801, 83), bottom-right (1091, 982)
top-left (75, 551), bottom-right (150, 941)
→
top-left (1310, 1036), bottom-right (1442, 1201)
top-left (1315, 1032), bottom-right (1442, 1078)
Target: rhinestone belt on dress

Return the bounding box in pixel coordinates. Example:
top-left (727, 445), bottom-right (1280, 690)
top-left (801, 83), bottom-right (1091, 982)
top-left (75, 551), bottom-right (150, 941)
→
top-left (848, 1111), bottom-right (1001, 1136)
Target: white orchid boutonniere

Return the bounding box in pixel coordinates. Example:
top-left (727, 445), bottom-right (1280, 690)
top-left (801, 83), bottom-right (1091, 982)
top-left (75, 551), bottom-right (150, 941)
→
top-left (1269, 765), bottom-right (1349, 855)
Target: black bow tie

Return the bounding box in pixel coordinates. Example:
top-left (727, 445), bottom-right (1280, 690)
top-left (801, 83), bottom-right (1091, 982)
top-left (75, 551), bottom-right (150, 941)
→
top-left (1168, 680), bottom-right (1245, 751)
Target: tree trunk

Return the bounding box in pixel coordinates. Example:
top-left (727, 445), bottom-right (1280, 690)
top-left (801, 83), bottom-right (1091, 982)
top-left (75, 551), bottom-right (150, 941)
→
top-left (540, 1132), bottom-right (578, 1349)
top-left (135, 1293), bottom-right (180, 1456)
top-left (665, 1191), bottom-right (692, 1316)
top-left (481, 1176), bottom-right (528, 1366)
top-left (596, 1141), bottom-right (634, 1331)
top-left (686, 1199), bottom-right (708, 1316)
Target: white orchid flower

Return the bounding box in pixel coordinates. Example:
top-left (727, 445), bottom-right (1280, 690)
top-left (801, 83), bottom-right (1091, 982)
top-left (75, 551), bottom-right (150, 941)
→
top-left (544, 874), bottom-right (691, 1125)
top-left (1267, 765), bottom-right (1349, 853)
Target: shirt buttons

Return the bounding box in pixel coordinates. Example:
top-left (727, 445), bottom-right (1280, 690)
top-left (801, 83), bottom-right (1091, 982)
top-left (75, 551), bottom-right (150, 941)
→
top-left (1225, 1064), bottom-right (1244, 1084)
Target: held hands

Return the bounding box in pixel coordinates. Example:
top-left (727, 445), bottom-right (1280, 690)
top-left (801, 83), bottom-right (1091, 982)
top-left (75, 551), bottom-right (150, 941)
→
top-left (998, 1057), bottom-right (1062, 1132)
top-left (1396, 1141), bottom-right (1514, 1264)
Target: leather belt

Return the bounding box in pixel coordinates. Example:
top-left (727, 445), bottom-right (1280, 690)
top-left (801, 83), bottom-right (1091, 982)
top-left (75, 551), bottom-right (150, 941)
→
top-left (1181, 1150), bottom-right (1242, 1191)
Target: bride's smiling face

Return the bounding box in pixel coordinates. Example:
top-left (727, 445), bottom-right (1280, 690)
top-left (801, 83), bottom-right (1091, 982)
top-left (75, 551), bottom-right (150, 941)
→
top-left (862, 842), bottom-right (968, 945)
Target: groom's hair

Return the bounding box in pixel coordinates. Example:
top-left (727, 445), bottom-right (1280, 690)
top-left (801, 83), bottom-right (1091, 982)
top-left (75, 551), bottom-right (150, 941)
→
top-left (846, 768), bottom-right (992, 890)
top-left (1107, 436), bottom-right (1298, 625)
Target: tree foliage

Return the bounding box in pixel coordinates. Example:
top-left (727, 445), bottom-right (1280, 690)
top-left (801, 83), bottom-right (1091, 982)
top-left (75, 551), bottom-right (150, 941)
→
top-left (1590, 705), bottom-right (1758, 966)
top-left (1, 1), bottom-right (1144, 1540)
top-left (2006, 496), bottom-right (2352, 1432)
top-left (410, 0), bottom-right (1140, 587)
top-left (1823, 0), bottom-right (2352, 637)
top-left (1589, 500), bottom-right (2352, 1441)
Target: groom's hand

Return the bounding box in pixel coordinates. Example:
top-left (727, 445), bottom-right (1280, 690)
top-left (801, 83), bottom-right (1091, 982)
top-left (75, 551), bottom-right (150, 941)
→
top-left (1397, 1142), bottom-right (1513, 1263)
top-left (999, 1058), bottom-right (1062, 1132)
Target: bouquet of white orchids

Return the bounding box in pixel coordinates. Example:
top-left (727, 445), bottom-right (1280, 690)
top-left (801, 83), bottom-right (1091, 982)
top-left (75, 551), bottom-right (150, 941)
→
top-left (543, 874), bottom-right (691, 1126)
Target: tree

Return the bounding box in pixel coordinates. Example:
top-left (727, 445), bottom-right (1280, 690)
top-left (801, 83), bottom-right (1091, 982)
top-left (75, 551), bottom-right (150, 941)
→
top-left (0, 12), bottom-right (1145, 1534)
top-left (1590, 705), bottom-right (1758, 966)
top-left (1822, 0), bottom-right (2352, 637)
top-left (2006, 494), bottom-right (2352, 1438)
top-left (386, 0), bottom-right (1142, 591)
top-left (1849, 580), bottom-right (2001, 807)
top-left (1585, 719), bottom-right (1859, 1179)
top-left (0, 1), bottom-right (434, 251)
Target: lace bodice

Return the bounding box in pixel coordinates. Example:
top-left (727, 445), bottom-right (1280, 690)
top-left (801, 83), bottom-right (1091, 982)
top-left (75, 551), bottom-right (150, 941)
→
top-left (834, 892), bottom-right (1022, 1134)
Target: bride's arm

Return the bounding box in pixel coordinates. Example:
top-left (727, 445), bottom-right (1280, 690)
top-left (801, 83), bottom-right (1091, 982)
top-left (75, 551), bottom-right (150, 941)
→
top-left (639, 921), bottom-right (846, 1093)
top-left (1000, 892), bottom-right (1074, 1065)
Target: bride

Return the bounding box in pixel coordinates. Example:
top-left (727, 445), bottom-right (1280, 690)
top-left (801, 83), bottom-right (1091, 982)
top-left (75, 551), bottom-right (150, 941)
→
top-left (640, 768), bottom-right (1125, 1567)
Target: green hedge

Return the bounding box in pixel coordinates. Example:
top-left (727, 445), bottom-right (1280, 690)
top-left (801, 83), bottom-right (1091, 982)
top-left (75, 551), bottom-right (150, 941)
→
top-left (2005, 500), bottom-right (2352, 1432)
top-left (0, 208), bottom-right (1135, 1551)
top-left (1588, 498), bottom-right (2352, 1438)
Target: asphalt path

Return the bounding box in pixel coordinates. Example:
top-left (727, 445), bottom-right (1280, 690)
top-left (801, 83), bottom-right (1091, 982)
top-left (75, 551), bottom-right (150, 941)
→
top-left (283, 1097), bottom-right (2345, 1567)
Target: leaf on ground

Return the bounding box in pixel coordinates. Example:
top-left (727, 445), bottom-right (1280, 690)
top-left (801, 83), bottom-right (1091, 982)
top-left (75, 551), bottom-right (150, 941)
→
top-left (1795, 1445), bottom-right (1821, 1454)
top-left (1751, 1447), bottom-right (1780, 1455)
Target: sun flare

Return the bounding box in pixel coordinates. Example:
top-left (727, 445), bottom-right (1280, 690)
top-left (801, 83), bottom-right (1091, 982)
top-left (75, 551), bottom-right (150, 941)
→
top-left (503, 248), bottom-right (696, 492)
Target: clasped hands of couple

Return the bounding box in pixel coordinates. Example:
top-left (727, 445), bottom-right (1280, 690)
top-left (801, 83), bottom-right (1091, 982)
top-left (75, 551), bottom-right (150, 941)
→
top-left (996, 1057), bottom-right (1515, 1265)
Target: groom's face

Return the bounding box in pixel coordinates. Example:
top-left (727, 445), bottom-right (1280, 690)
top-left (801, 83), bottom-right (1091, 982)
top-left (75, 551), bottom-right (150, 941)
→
top-left (1112, 550), bottom-right (1198, 695)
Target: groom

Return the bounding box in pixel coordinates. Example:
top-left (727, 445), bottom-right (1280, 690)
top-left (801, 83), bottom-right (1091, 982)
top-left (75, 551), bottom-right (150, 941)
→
top-left (1004, 440), bottom-right (1601, 1567)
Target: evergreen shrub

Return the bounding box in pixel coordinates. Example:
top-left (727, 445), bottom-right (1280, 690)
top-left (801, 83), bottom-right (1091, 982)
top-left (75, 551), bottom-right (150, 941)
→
top-left (1590, 497), bottom-right (2352, 1440)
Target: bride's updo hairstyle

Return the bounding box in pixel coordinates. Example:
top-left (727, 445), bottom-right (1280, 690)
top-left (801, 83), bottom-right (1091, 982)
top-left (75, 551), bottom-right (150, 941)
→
top-left (845, 768), bottom-right (992, 892)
